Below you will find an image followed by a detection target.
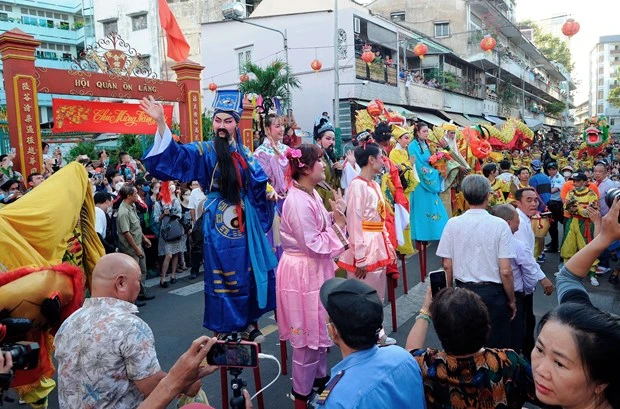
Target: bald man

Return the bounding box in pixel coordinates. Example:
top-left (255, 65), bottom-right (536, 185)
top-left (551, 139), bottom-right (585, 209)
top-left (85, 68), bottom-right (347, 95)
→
top-left (54, 254), bottom-right (202, 409)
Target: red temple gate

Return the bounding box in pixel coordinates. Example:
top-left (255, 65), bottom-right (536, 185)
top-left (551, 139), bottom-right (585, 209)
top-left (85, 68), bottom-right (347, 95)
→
top-left (0, 28), bottom-right (204, 176)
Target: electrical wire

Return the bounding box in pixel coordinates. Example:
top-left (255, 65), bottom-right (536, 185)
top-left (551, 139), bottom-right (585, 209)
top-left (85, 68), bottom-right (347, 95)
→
top-left (250, 353), bottom-right (281, 401)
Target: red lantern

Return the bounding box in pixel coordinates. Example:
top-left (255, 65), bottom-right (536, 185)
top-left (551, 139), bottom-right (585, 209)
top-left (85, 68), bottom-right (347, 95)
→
top-left (562, 18), bottom-right (580, 38)
top-left (239, 73), bottom-right (249, 83)
top-left (480, 35), bottom-right (496, 54)
top-left (413, 42), bottom-right (428, 60)
top-left (366, 99), bottom-right (385, 118)
top-left (208, 82), bottom-right (217, 92)
top-left (361, 44), bottom-right (374, 65)
top-left (310, 59), bottom-right (322, 72)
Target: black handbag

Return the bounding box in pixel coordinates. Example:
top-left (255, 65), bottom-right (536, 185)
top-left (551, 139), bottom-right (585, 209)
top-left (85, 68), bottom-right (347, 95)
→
top-left (161, 215), bottom-right (184, 241)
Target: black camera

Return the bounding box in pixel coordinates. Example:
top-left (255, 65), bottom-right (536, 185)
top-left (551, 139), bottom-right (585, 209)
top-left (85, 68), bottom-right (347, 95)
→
top-left (0, 342), bottom-right (39, 370)
top-left (605, 188), bottom-right (620, 213)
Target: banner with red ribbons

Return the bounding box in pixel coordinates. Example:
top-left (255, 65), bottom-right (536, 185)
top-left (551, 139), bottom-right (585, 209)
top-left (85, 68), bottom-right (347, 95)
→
top-left (52, 98), bottom-right (173, 134)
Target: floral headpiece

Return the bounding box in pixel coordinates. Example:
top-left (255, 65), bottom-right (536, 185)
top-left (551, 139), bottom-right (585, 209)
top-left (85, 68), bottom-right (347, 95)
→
top-left (287, 148), bottom-right (305, 168)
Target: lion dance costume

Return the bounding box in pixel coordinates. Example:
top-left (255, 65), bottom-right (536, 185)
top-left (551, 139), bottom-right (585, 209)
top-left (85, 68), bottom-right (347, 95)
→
top-left (0, 162), bottom-right (104, 408)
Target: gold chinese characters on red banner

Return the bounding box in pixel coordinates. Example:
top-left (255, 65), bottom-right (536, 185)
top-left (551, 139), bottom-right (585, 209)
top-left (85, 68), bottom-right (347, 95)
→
top-left (52, 98), bottom-right (173, 134)
top-left (14, 75), bottom-right (41, 174)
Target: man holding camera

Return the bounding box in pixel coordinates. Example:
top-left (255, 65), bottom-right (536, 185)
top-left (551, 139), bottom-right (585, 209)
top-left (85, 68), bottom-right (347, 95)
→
top-left (55, 254), bottom-right (206, 408)
top-left (315, 278), bottom-right (424, 408)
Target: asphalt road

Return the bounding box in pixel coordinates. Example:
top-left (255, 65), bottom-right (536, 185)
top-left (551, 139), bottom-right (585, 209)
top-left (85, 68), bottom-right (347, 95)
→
top-left (4, 242), bottom-right (620, 409)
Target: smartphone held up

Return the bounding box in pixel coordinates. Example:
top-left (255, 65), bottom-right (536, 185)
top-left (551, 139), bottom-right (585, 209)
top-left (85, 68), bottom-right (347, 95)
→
top-left (206, 340), bottom-right (259, 368)
top-left (429, 269), bottom-right (447, 297)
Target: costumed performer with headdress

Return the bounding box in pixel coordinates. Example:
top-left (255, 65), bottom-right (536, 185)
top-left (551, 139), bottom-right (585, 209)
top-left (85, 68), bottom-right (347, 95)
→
top-left (372, 123), bottom-right (410, 279)
top-left (0, 162), bottom-right (104, 408)
top-left (408, 122), bottom-right (448, 242)
top-left (253, 112), bottom-right (290, 259)
top-left (276, 144), bottom-right (349, 408)
top-left (436, 122), bottom-right (469, 216)
top-left (140, 92), bottom-right (277, 340)
top-left (389, 125), bottom-right (417, 255)
top-left (337, 135), bottom-right (397, 345)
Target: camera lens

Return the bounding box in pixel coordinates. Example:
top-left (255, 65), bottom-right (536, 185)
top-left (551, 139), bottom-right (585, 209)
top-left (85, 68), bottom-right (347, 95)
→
top-left (605, 188), bottom-right (620, 211)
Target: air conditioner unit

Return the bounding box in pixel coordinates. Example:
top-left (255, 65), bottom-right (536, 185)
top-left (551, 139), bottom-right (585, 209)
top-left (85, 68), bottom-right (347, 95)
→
top-left (354, 17), bottom-right (360, 34)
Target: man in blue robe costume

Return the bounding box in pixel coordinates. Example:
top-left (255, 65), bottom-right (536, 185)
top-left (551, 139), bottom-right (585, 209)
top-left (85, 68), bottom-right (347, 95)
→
top-left (140, 92), bottom-right (277, 335)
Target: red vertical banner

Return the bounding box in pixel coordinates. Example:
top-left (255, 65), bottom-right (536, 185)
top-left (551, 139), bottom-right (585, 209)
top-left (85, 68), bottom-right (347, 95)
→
top-left (240, 99), bottom-right (254, 151)
top-left (14, 75), bottom-right (42, 175)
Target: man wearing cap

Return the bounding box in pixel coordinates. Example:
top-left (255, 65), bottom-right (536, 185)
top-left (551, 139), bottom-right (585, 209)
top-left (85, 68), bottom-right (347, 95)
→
top-left (592, 161), bottom-right (617, 275)
top-left (315, 278), bottom-right (425, 409)
top-left (560, 172), bottom-right (600, 286)
top-left (545, 162), bottom-right (565, 253)
top-left (140, 94), bottom-right (277, 340)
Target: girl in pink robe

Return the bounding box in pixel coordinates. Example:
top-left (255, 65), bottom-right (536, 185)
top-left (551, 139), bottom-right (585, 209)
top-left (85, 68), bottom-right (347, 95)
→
top-left (276, 144), bottom-right (348, 408)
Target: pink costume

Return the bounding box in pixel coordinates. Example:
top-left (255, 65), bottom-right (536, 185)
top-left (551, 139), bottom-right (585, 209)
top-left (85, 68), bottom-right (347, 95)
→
top-left (253, 140), bottom-right (291, 259)
top-left (276, 183), bottom-right (348, 397)
top-left (337, 177), bottom-right (394, 302)
top-left (253, 140), bottom-right (291, 196)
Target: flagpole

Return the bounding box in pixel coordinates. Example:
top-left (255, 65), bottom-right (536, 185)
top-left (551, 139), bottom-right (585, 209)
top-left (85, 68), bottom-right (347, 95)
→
top-left (155, 0), bottom-right (169, 81)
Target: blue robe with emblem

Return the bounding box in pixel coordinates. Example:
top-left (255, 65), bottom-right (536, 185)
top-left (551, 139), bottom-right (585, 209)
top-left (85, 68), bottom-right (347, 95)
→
top-left (143, 128), bottom-right (276, 333)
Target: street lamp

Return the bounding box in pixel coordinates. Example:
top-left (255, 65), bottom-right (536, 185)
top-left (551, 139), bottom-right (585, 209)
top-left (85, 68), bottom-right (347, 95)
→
top-left (222, 2), bottom-right (290, 118)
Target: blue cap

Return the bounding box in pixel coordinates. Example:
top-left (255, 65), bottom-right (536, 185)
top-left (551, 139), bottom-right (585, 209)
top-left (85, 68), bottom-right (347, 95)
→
top-left (531, 159), bottom-right (543, 171)
top-left (212, 90), bottom-right (243, 122)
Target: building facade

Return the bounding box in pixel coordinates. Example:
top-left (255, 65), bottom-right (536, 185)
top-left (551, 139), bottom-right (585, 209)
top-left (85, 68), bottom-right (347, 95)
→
top-left (368, 0), bottom-right (575, 137)
top-left (0, 0), bottom-right (94, 123)
top-left (589, 35), bottom-right (620, 136)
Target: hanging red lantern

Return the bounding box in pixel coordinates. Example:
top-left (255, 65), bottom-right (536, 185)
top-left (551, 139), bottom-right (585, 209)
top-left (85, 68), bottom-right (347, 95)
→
top-left (361, 44), bottom-right (375, 65)
top-left (239, 73), bottom-right (249, 83)
top-left (562, 18), bottom-right (580, 38)
top-left (310, 59), bottom-right (322, 72)
top-left (413, 42), bottom-right (428, 60)
top-left (480, 35), bottom-right (497, 54)
top-left (208, 82), bottom-right (217, 92)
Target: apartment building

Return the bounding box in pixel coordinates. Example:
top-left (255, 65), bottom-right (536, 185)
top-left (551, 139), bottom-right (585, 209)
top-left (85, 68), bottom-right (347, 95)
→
top-left (589, 35), bottom-right (620, 136)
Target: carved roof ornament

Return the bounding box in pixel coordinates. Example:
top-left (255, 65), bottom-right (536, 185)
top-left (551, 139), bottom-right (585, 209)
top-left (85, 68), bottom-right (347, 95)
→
top-left (73, 32), bottom-right (156, 78)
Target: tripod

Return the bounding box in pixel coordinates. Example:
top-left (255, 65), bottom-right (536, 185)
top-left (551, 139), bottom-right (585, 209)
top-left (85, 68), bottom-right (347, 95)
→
top-left (229, 368), bottom-right (247, 409)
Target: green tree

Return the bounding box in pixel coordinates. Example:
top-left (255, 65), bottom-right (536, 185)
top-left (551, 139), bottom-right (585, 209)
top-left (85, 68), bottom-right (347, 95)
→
top-left (66, 141), bottom-right (96, 162)
top-left (520, 21), bottom-right (574, 72)
top-left (238, 59), bottom-right (301, 110)
top-left (609, 68), bottom-right (620, 108)
top-left (545, 101), bottom-right (567, 116)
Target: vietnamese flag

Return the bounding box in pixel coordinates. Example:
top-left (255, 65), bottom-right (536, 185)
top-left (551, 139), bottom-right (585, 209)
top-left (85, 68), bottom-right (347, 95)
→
top-left (158, 0), bottom-right (190, 62)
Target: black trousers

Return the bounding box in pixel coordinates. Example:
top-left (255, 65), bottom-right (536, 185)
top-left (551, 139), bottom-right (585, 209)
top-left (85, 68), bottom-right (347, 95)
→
top-left (456, 281), bottom-right (511, 349)
top-left (510, 292), bottom-right (525, 354)
top-left (547, 200), bottom-right (564, 251)
top-left (523, 293), bottom-right (536, 361)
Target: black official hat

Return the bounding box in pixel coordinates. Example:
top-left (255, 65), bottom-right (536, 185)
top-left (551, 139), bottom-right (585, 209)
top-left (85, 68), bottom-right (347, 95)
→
top-left (320, 278), bottom-right (383, 336)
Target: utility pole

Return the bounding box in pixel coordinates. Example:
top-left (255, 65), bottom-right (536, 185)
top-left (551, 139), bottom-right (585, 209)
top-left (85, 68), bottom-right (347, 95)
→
top-left (333, 0), bottom-right (339, 130)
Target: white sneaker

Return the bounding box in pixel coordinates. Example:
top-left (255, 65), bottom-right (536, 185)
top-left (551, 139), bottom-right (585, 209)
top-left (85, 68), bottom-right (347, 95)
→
top-left (590, 276), bottom-right (600, 287)
top-left (596, 266), bottom-right (610, 275)
top-left (379, 335), bottom-right (397, 346)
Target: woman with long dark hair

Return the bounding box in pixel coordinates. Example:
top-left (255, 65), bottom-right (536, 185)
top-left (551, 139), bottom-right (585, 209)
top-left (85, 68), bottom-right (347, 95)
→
top-left (408, 122), bottom-right (448, 242)
top-left (276, 144), bottom-right (348, 408)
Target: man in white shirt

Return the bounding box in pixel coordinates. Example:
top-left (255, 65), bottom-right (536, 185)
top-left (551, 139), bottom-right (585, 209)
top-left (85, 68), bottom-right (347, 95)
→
top-left (94, 191), bottom-right (115, 254)
top-left (593, 161), bottom-right (617, 274)
top-left (437, 175), bottom-right (516, 348)
top-left (512, 187), bottom-right (554, 359)
top-left (496, 159), bottom-right (517, 185)
top-left (186, 180), bottom-right (206, 224)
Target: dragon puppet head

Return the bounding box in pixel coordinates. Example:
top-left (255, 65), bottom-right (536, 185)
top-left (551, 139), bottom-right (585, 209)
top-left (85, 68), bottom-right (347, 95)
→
top-left (462, 125), bottom-right (492, 160)
top-left (583, 115), bottom-right (610, 157)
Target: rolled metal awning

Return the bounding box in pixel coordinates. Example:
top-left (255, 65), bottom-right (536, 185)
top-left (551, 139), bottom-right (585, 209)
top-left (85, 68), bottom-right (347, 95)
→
top-left (484, 115), bottom-right (506, 127)
top-left (439, 111), bottom-right (474, 127)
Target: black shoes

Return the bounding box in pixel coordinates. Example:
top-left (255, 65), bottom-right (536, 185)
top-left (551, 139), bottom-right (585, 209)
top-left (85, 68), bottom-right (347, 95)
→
top-left (159, 280), bottom-right (169, 288)
top-left (135, 300), bottom-right (146, 307)
top-left (138, 293), bottom-right (155, 301)
top-left (170, 277), bottom-right (177, 284)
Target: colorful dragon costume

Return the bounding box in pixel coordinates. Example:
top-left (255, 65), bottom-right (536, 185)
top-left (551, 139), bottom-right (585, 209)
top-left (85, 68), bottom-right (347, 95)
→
top-left (581, 115), bottom-right (610, 157)
top-left (0, 162), bottom-right (104, 408)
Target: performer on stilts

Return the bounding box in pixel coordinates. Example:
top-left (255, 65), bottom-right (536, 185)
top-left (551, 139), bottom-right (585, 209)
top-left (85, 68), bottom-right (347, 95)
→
top-left (141, 93), bottom-right (277, 341)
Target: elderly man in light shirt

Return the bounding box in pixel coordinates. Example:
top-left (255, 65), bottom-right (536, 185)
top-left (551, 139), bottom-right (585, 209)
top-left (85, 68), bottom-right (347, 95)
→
top-left (512, 187), bottom-right (554, 360)
top-left (492, 204), bottom-right (551, 355)
top-left (593, 161), bottom-right (618, 275)
top-left (437, 174), bottom-right (516, 349)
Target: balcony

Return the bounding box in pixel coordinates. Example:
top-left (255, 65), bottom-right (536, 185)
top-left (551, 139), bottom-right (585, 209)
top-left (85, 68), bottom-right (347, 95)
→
top-left (0, 20), bottom-right (85, 45)
top-left (355, 58), bottom-right (397, 86)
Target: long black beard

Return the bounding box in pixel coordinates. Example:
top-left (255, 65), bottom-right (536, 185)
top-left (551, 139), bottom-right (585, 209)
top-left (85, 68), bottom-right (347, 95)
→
top-left (213, 134), bottom-right (241, 204)
top-left (324, 146), bottom-right (337, 163)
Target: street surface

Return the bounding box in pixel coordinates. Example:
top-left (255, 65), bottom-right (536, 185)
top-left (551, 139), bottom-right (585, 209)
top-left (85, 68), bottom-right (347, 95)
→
top-left (4, 242), bottom-right (619, 409)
